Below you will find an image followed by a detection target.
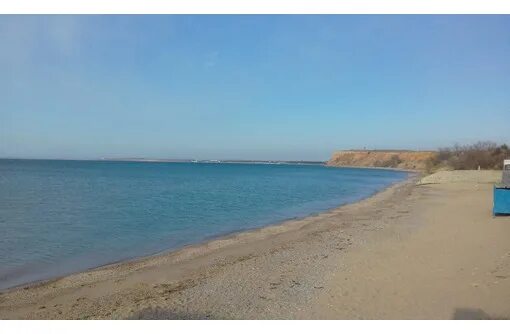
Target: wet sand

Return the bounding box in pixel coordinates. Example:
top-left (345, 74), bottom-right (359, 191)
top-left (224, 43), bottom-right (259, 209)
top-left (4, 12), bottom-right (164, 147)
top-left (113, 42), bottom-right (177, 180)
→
top-left (1, 171), bottom-right (509, 319)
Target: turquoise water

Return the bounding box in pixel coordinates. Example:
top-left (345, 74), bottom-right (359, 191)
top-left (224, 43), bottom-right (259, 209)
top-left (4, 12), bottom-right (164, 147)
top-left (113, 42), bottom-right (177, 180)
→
top-left (0, 159), bottom-right (408, 289)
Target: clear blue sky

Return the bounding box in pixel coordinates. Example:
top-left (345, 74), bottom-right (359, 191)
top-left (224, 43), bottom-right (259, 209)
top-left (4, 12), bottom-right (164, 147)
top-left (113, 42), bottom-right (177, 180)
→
top-left (1, 15), bottom-right (509, 160)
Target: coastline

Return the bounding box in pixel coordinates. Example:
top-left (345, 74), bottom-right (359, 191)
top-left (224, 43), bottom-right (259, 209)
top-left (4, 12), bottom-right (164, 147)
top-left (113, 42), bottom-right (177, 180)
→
top-left (0, 158), bottom-right (326, 166)
top-left (0, 173), bottom-right (415, 294)
top-left (2, 171), bottom-right (509, 319)
top-left (0, 176), bottom-right (417, 319)
top-left (326, 164), bottom-right (421, 173)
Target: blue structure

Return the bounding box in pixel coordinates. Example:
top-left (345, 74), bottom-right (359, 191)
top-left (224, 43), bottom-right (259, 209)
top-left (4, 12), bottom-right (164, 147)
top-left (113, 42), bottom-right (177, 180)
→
top-left (494, 185), bottom-right (510, 216)
top-left (493, 160), bottom-right (510, 216)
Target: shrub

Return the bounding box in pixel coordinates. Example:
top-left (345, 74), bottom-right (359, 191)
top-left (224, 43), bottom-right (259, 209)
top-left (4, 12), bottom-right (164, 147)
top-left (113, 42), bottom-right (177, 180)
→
top-left (426, 141), bottom-right (510, 171)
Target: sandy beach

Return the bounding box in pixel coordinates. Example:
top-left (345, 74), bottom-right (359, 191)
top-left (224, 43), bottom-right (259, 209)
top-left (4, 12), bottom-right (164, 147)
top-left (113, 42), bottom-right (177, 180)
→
top-left (1, 170), bottom-right (509, 319)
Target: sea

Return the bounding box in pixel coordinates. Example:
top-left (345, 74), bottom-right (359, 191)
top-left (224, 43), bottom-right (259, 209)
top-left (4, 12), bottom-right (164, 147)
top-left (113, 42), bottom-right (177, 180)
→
top-left (0, 159), bottom-right (409, 289)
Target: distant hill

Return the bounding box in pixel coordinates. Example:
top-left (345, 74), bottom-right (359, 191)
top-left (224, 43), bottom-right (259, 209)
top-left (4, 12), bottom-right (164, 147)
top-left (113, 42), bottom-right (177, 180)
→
top-left (327, 150), bottom-right (437, 170)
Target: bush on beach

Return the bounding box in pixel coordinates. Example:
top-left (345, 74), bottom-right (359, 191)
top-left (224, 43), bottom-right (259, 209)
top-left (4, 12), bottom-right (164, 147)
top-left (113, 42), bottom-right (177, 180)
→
top-left (426, 141), bottom-right (510, 173)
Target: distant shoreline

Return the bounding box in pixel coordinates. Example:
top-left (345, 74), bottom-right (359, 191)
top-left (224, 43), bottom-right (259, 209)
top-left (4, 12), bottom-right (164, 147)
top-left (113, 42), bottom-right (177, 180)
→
top-left (326, 164), bottom-right (421, 173)
top-left (1, 158), bottom-right (424, 171)
top-left (0, 157), bottom-right (326, 166)
top-left (103, 159), bottom-right (327, 166)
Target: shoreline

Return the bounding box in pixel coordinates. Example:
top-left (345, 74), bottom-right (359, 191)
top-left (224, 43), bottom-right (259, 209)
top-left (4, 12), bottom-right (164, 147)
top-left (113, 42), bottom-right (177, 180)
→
top-left (0, 174), bottom-right (415, 294)
top-left (3, 170), bottom-right (507, 319)
top-left (0, 158), bottom-right (326, 166)
top-left (326, 164), bottom-right (422, 173)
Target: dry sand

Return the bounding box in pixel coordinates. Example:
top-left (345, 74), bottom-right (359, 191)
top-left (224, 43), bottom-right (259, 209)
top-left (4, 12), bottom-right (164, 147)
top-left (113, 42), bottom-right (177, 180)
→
top-left (418, 170), bottom-right (502, 185)
top-left (0, 171), bottom-right (509, 319)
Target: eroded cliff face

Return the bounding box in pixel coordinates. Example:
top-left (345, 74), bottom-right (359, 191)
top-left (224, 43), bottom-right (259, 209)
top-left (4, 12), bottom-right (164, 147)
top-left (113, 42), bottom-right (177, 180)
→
top-left (327, 150), bottom-right (437, 170)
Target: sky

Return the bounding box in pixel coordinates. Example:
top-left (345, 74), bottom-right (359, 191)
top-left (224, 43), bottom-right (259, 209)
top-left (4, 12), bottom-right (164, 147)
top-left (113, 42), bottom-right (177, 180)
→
top-left (1, 15), bottom-right (509, 161)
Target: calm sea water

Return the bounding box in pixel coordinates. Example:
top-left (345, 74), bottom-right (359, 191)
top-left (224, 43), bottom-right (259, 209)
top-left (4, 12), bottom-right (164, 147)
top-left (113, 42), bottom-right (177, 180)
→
top-left (0, 159), bottom-right (408, 289)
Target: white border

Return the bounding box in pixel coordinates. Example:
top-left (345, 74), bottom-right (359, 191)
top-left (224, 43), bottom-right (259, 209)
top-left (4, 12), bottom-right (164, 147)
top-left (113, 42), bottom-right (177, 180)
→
top-left (1, 0), bottom-right (509, 331)
top-left (1, 0), bottom-right (510, 14)
top-left (1, 319), bottom-right (508, 333)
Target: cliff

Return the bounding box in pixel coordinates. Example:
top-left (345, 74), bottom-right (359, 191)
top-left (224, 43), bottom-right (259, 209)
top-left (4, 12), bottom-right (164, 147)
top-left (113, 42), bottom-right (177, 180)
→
top-left (327, 150), bottom-right (437, 170)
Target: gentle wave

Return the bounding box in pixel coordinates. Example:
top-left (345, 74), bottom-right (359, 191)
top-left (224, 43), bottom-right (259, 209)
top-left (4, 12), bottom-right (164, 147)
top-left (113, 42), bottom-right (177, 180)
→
top-left (0, 159), bottom-right (409, 289)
